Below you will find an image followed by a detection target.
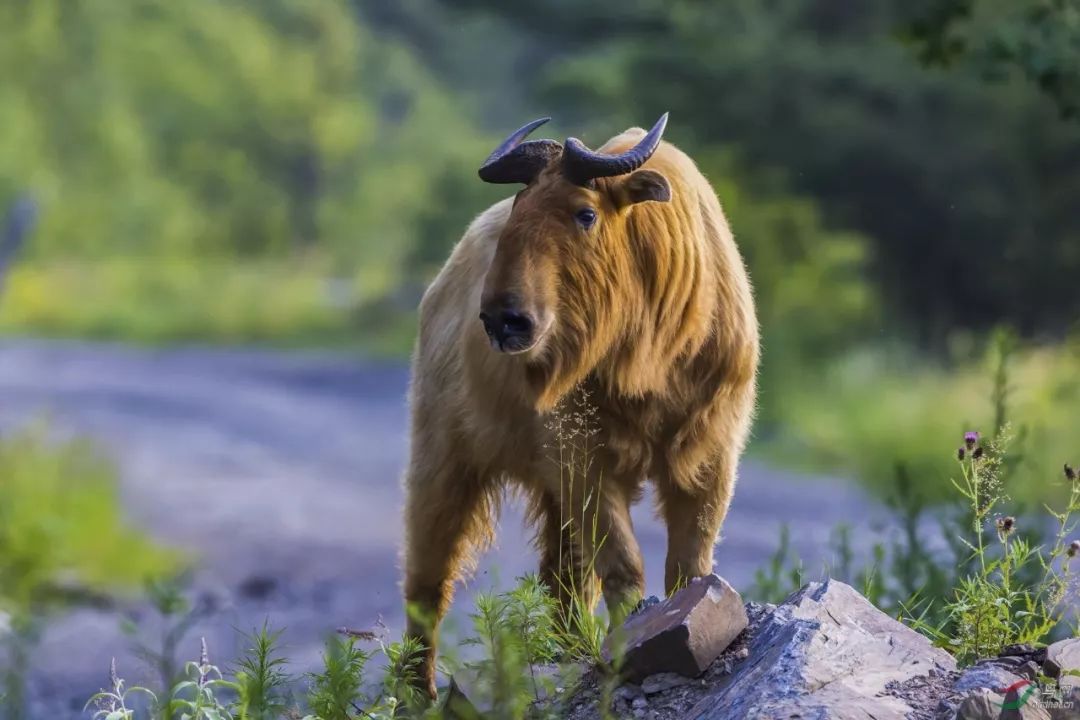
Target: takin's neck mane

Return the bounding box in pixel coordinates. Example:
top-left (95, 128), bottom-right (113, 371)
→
top-left (525, 168), bottom-right (718, 412)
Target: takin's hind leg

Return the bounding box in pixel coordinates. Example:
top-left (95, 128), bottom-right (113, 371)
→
top-left (657, 453), bottom-right (736, 595)
top-left (540, 480), bottom-right (645, 628)
top-left (402, 460), bottom-right (494, 700)
top-left (535, 491), bottom-right (600, 619)
top-left (591, 484), bottom-right (646, 626)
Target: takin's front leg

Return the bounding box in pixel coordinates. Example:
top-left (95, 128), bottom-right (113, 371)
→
top-left (402, 460), bottom-right (493, 700)
top-left (657, 452), bottom-right (736, 595)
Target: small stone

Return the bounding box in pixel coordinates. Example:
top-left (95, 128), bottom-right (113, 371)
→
top-left (604, 574), bottom-right (748, 683)
top-left (631, 696), bottom-right (648, 709)
top-left (641, 672), bottom-right (692, 695)
top-left (613, 683), bottom-right (644, 702)
top-left (632, 595), bottom-right (662, 616)
top-left (734, 647), bottom-right (749, 660)
top-left (1019, 661), bottom-right (1043, 681)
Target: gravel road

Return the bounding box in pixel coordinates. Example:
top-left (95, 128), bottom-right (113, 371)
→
top-left (0, 339), bottom-right (882, 717)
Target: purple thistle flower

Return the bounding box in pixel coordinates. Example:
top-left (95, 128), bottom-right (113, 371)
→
top-left (972, 446), bottom-right (985, 460)
top-left (964, 431), bottom-right (980, 450)
top-left (957, 447), bottom-right (966, 461)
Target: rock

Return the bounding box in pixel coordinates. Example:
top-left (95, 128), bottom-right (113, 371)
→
top-left (444, 663), bottom-right (578, 718)
top-left (604, 574), bottom-right (748, 683)
top-left (954, 688), bottom-right (1007, 720)
top-left (444, 673), bottom-right (485, 720)
top-left (1044, 639), bottom-right (1080, 688)
top-left (953, 661), bottom-right (1027, 695)
top-left (1020, 662), bottom-right (1044, 682)
top-left (686, 579), bottom-right (957, 719)
top-left (949, 685), bottom-right (1053, 720)
top-left (1001, 682), bottom-right (1053, 720)
top-left (1049, 686), bottom-right (1080, 720)
top-left (1001, 644), bottom-right (1040, 658)
top-left (641, 672), bottom-right (693, 695)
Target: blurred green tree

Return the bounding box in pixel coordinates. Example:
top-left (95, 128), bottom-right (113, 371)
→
top-left (905, 0), bottom-right (1080, 118)
top-left (0, 0), bottom-right (496, 285)
top-left (443, 0), bottom-right (1080, 348)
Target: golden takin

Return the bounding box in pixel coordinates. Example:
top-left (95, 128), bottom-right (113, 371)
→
top-left (402, 114), bottom-right (759, 698)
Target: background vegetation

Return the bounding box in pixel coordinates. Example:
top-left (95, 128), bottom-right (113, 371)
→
top-left (1, 1), bottom-right (1079, 714)
top-left (0, 0), bottom-right (1077, 545)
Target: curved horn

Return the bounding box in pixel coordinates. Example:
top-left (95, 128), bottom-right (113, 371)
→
top-left (562, 113), bottom-right (669, 185)
top-left (478, 117), bottom-right (563, 185)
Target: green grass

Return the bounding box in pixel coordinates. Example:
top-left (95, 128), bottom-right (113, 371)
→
top-left (761, 335), bottom-right (1080, 507)
top-left (751, 335), bottom-right (1080, 661)
top-left (87, 575), bottom-right (604, 720)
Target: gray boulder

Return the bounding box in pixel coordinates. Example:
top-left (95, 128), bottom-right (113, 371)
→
top-left (1045, 639), bottom-right (1080, 688)
top-left (687, 579), bottom-right (957, 719)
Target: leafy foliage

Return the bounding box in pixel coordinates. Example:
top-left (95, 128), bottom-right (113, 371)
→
top-left (231, 625), bottom-right (292, 720)
top-left (457, 576), bottom-right (568, 718)
top-left (83, 573), bottom-right (612, 719)
top-left (304, 636), bottom-right (372, 720)
top-left (905, 0), bottom-right (1080, 118)
top-left (446, 0), bottom-right (1080, 345)
top-left (0, 426), bottom-right (178, 613)
top-left (746, 338), bottom-right (1080, 664)
top-left (0, 0), bottom-right (497, 272)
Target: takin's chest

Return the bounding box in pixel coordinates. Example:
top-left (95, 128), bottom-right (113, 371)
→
top-left (478, 387), bottom-right (677, 485)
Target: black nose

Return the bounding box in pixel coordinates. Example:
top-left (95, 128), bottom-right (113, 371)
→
top-left (479, 308), bottom-right (535, 349)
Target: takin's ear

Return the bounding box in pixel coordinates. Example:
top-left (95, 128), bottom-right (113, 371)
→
top-left (617, 169), bottom-right (672, 207)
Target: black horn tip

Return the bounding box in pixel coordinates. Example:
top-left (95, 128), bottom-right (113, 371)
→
top-left (652, 112), bottom-right (669, 138)
top-left (526, 116), bottom-right (552, 131)
top-left (481, 117), bottom-right (552, 165)
top-left (561, 112), bottom-right (671, 184)
top-left (478, 117), bottom-right (560, 185)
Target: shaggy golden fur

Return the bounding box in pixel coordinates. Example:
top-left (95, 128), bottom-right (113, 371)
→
top-left (402, 127), bottom-right (759, 698)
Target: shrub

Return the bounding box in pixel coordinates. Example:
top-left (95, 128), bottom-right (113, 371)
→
top-left (0, 424), bottom-right (177, 719)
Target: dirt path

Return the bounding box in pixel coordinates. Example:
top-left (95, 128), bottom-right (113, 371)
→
top-left (0, 340), bottom-right (882, 717)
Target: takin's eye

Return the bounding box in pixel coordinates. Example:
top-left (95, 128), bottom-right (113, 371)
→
top-left (574, 207), bottom-right (597, 229)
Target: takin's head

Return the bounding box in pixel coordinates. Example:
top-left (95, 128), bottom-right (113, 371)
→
top-left (476, 115), bottom-right (672, 362)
